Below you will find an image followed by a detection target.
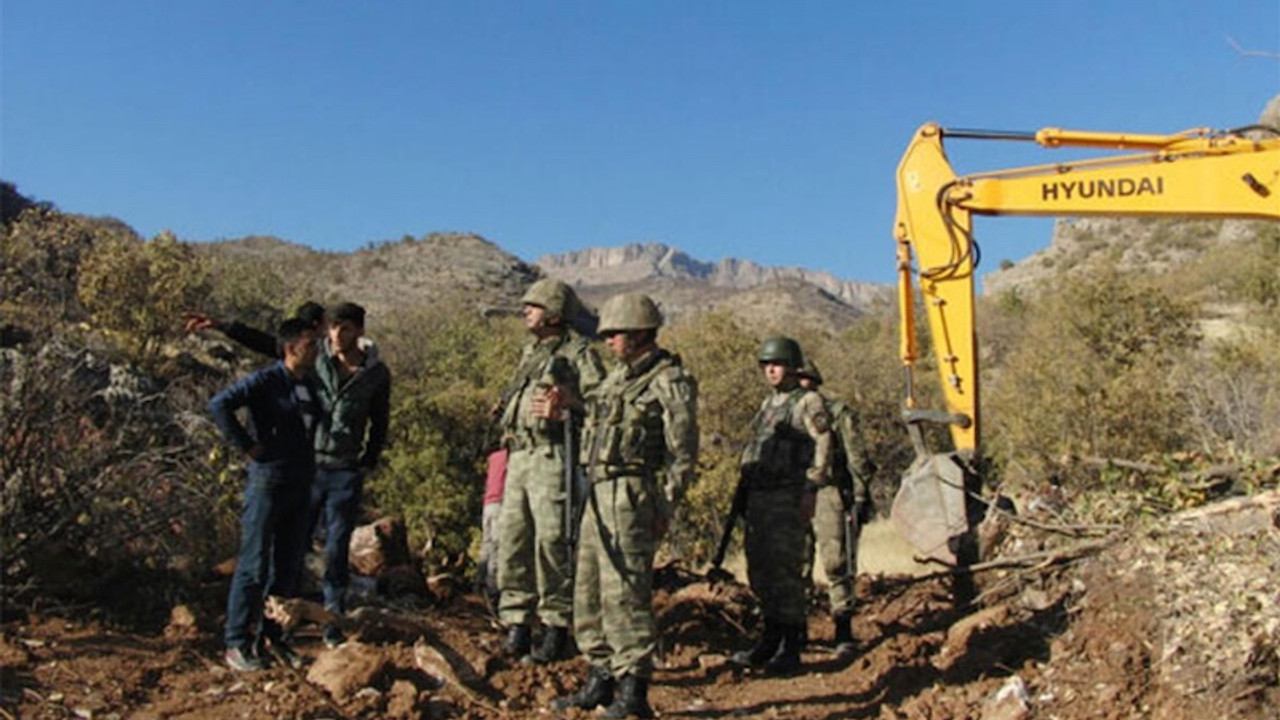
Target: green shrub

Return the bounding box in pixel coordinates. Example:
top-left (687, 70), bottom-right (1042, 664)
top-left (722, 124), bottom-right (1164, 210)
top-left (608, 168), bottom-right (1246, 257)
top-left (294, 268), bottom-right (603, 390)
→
top-left (984, 271), bottom-right (1199, 491)
top-left (365, 304), bottom-right (524, 564)
top-left (77, 231), bottom-right (212, 364)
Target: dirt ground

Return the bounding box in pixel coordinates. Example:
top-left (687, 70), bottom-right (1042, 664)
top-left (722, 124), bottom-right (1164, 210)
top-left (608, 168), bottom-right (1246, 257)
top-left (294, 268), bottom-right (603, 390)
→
top-left (4, 504), bottom-right (1279, 720)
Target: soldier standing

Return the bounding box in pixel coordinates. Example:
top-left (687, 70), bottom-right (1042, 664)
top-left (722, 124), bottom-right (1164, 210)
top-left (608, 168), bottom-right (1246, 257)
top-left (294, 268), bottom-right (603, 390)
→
top-left (732, 336), bottom-right (832, 675)
top-left (553, 292), bottom-right (698, 719)
top-left (797, 358), bottom-right (874, 660)
top-left (496, 279), bottom-right (606, 663)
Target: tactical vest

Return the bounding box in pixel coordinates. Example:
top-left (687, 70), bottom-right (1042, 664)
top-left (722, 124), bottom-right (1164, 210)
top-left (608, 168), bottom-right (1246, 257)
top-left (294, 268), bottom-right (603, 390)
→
top-left (740, 387), bottom-right (815, 488)
top-left (581, 351), bottom-right (678, 481)
top-left (498, 333), bottom-right (580, 447)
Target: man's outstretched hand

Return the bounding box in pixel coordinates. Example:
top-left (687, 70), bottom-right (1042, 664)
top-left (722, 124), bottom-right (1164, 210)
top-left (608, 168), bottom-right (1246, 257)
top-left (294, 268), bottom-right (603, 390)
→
top-left (182, 311), bottom-right (219, 334)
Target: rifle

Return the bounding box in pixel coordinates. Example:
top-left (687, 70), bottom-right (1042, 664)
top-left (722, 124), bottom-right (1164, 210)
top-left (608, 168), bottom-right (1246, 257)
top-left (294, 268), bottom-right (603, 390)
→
top-left (563, 409), bottom-right (588, 578)
top-left (709, 472), bottom-right (749, 581)
top-left (839, 484), bottom-right (862, 589)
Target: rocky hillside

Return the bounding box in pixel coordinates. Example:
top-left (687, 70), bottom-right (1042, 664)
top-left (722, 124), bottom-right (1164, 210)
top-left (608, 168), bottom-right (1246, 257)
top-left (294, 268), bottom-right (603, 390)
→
top-left (198, 236), bottom-right (892, 335)
top-left (981, 216), bottom-right (1239, 297)
top-left (199, 233), bottom-right (541, 320)
top-left (982, 95), bottom-right (1280, 298)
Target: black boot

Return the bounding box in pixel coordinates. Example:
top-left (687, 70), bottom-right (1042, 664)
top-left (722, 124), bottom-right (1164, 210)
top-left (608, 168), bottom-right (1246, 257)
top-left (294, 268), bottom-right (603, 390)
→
top-left (524, 625), bottom-right (570, 664)
top-left (502, 624), bottom-right (531, 658)
top-left (731, 620), bottom-right (782, 669)
top-left (601, 674), bottom-right (653, 719)
top-left (552, 664), bottom-right (615, 711)
top-left (832, 611), bottom-right (856, 659)
top-left (764, 623), bottom-right (805, 676)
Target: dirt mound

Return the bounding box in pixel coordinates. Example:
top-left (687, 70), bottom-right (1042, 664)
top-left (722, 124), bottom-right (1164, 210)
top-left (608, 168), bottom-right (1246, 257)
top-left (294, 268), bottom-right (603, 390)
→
top-left (5, 495), bottom-right (1279, 719)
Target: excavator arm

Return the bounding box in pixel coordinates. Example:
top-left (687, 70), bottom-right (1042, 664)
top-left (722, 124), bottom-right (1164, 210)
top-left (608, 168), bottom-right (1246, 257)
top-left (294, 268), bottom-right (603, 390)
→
top-left (892, 121), bottom-right (1280, 564)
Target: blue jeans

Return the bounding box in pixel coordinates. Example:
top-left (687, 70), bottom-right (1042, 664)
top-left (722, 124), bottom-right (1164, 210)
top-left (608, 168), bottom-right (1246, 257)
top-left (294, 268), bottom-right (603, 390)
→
top-left (224, 466), bottom-right (311, 649)
top-left (310, 466), bottom-right (364, 614)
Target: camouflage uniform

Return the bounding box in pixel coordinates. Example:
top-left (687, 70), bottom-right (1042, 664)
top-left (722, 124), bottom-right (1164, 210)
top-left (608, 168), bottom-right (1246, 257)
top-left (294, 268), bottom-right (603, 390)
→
top-left (797, 358), bottom-right (874, 657)
top-left (557, 292), bottom-right (697, 719)
top-left (811, 398), bottom-right (873, 611)
top-left (496, 284), bottom-right (606, 645)
top-left (741, 387), bottom-right (832, 625)
top-left (733, 336), bottom-right (832, 675)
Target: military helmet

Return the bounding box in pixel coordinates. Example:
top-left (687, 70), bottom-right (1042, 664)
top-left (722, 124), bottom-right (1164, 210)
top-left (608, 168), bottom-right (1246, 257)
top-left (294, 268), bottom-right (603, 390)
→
top-left (758, 335), bottom-right (803, 368)
top-left (598, 292), bottom-right (663, 333)
top-left (798, 357), bottom-right (824, 385)
top-left (521, 279), bottom-right (578, 319)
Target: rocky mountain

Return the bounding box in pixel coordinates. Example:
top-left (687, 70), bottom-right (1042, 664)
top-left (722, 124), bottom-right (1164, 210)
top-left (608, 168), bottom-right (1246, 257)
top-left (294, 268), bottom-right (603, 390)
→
top-left (197, 235), bottom-right (892, 335)
top-left (535, 242), bottom-right (891, 332)
top-left (537, 242), bottom-right (887, 308)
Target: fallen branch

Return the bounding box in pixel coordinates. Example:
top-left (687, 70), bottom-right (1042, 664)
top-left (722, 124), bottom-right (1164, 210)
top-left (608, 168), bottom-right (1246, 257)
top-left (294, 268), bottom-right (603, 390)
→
top-left (264, 596), bottom-right (503, 713)
top-left (909, 536), bottom-right (1116, 584)
top-left (412, 636), bottom-right (502, 714)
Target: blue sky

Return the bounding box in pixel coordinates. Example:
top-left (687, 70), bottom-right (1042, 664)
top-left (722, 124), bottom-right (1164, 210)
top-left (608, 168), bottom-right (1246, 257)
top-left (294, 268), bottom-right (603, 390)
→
top-left (3, 1), bottom-right (1279, 286)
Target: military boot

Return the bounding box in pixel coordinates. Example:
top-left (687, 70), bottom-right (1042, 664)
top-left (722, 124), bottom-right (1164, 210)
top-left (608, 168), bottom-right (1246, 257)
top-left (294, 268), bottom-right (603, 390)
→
top-left (832, 611), bottom-right (856, 660)
top-left (524, 625), bottom-right (570, 665)
top-left (730, 620), bottom-right (782, 669)
top-left (601, 674), bottom-right (654, 719)
top-left (763, 623), bottom-right (805, 676)
top-left (501, 624), bottom-right (531, 658)
top-left (552, 664), bottom-right (615, 711)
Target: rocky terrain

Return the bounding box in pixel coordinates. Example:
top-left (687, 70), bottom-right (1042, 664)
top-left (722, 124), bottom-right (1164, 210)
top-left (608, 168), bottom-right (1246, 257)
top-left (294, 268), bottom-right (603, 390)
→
top-left (5, 490), bottom-right (1279, 720)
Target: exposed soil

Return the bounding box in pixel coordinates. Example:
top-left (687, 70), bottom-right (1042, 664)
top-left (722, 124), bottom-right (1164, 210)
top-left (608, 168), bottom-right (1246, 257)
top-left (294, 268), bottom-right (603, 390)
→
top-left (4, 499), bottom-right (1279, 720)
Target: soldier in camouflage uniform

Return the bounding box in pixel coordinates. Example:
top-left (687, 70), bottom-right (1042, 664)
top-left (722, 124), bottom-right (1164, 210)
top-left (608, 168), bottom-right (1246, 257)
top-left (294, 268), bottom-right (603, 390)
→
top-left (796, 358), bottom-right (874, 660)
top-left (732, 336), bottom-right (832, 675)
top-left (553, 292), bottom-right (698, 719)
top-left (495, 279), bottom-right (606, 663)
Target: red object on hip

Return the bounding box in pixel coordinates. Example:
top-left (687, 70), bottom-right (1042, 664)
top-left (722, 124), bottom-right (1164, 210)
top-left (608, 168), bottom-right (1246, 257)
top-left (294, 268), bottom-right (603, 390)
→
top-left (484, 449), bottom-right (508, 505)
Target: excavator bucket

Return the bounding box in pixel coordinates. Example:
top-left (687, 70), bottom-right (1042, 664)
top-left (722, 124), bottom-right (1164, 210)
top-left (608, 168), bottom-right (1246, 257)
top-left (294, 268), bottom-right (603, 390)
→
top-left (891, 453), bottom-right (971, 565)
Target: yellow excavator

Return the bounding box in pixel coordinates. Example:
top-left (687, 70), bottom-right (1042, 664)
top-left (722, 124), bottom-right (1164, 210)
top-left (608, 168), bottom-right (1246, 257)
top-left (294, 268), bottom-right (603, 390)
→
top-left (892, 121), bottom-right (1280, 564)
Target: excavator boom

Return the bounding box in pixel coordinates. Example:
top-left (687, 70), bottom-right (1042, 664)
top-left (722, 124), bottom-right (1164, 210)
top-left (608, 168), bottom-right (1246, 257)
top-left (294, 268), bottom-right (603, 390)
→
top-left (892, 121), bottom-right (1280, 564)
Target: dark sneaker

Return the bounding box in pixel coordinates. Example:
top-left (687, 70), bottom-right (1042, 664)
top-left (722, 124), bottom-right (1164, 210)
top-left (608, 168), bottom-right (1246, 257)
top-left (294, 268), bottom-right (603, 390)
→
top-left (225, 646), bottom-right (265, 672)
top-left (322, 624), bottom-right (346, 649)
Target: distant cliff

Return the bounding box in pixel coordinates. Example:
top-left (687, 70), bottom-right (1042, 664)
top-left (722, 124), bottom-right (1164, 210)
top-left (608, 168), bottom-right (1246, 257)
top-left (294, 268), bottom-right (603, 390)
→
top-left (537, 242), bottom-right (889, 310)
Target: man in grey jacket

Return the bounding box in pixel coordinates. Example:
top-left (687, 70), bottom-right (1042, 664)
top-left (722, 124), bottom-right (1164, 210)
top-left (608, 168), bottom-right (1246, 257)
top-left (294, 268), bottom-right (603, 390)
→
top-left (311, 301), bottom-right (392, 647)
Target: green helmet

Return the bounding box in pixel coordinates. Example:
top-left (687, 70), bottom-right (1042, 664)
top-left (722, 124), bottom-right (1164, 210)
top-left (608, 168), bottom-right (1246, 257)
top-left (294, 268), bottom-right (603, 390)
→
top-left (521, 279), bottom-right (578, 320)
top-left (598, 292), bottom-right (663, 333)
top-left (798, 357), bottom-right (823, 385)
top-left (758, 335), bottom-right (803, 368)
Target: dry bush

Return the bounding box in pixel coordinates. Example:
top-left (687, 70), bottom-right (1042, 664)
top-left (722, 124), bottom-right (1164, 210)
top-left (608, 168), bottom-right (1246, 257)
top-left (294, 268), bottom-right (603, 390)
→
top-left (199, 251), bottom-right (322, 334)
top-left (2, 207), bottom-right (134, 320)
top-left (1, 336), bottom-right (235, 624)
top-left (984, 271), bottom-right (1200, 493)
top-left (1176, 337), bottom-right (1280, 459)
top-left (76, 231), bottom-right (213, 365)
